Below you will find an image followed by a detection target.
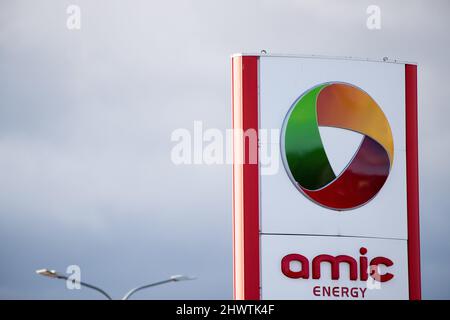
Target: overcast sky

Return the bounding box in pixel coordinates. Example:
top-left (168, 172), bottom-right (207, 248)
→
top-left (0, 0), bottom-right (449, 299)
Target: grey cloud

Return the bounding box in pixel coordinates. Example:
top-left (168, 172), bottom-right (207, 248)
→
top-left (0, 0), bottom-right (449, 299)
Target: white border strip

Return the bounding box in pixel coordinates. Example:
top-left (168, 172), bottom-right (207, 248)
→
top-left (231, 53), bottom-right (417, 66)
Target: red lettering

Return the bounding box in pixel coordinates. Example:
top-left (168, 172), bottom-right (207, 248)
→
top-left (311, 286), bottom-right (368, 299)
top-left (360, 287), bottom-right (367, 298)
top-left (312, 254), bottom-right (358, 280)
top-left (332, 287), bottom-right (340, 297)
top-left (350, 287), bottom-right (358, 298)
top-left (281, 254), bottom-right (309, 279)
top-left (313, 286), bottom-right (320, 296)
top-left (370, 257), bottom-right (394, 282)
top-left (359, 247), bottom-right (368, 281)
top-left (341, 287), bottom-right (349, 297)
top-left (280, 248), bottom-right (394, 283)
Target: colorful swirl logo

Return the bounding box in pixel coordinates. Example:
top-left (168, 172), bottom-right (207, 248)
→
top-left (281, 83), bottom-right (394, 211)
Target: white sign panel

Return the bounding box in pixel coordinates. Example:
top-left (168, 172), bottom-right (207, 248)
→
top-left (261, 235), bottom-right (409, 300)
top-left (259, 57), bottom-right (407, 239)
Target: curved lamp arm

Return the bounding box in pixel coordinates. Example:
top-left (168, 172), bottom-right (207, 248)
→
top-left (36, 269), bottom-right (112, 300)
top-left (122, 275), bottom-right (196, 300)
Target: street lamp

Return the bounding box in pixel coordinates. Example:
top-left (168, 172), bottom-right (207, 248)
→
top-left (36, 269), bottom-right (195, 300)
top-left (36, 269), bottom-right (113, 300)
top-left (122, 274), bottom-right (196, 300)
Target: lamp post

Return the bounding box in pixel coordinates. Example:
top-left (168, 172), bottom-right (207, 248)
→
top-left (36, 269), bottom-right (195, 300)
top-left (122, 275), bottom-right (196, 300)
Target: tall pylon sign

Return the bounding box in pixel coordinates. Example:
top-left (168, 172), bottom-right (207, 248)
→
top-left (231, 54), bottom-right (420, 300)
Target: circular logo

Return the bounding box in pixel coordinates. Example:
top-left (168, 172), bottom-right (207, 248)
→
top-left (281, 82), bottom-right (394, 211)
